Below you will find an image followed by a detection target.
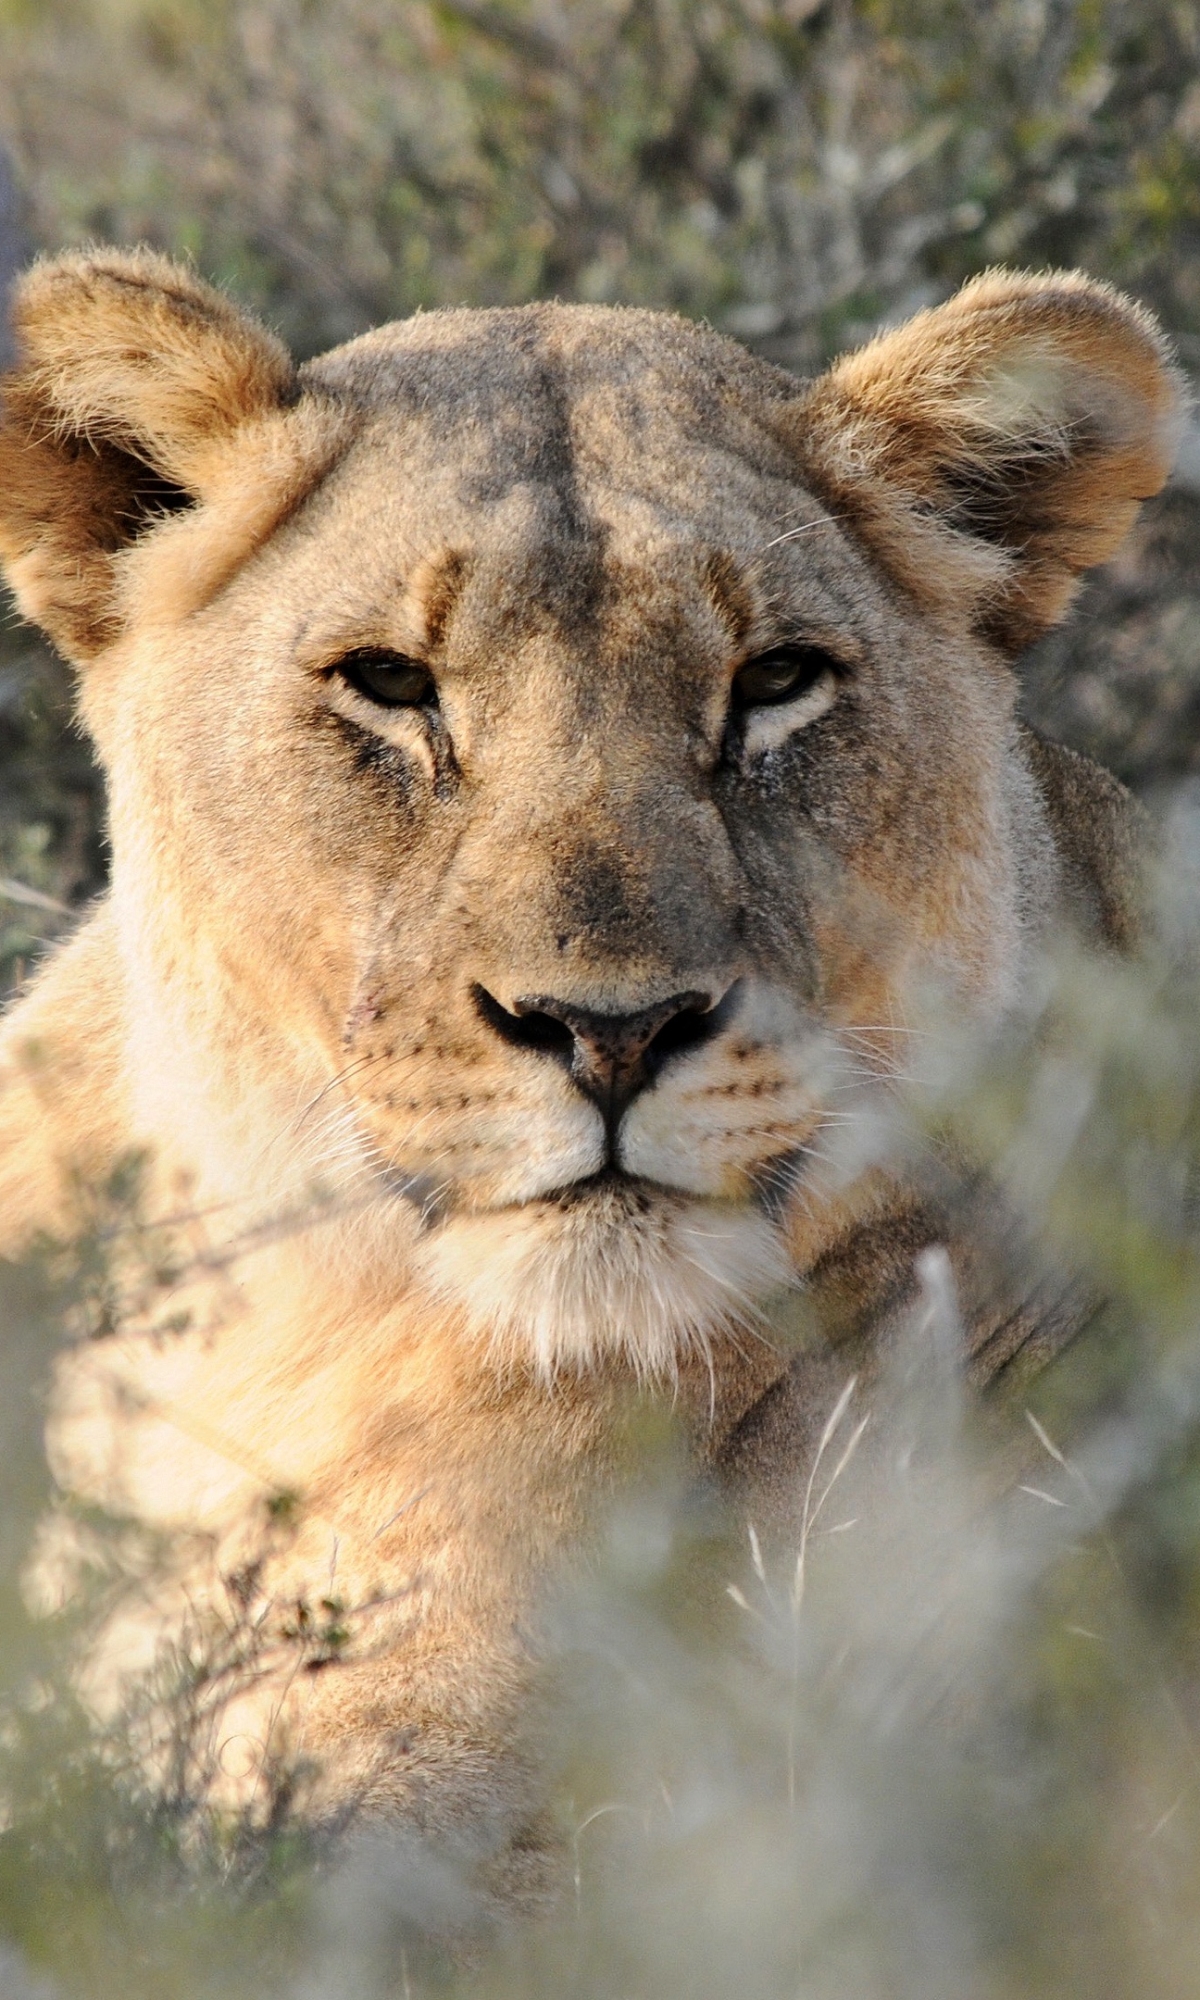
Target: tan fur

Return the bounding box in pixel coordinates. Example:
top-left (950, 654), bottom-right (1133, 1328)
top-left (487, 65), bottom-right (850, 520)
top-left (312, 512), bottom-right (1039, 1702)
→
top-left (794, 268), bottom-right (1183, 649)
top-left (0, 252), bottom-right (1181, 1895)
top-left (0, 248), bottom-right (348, 654)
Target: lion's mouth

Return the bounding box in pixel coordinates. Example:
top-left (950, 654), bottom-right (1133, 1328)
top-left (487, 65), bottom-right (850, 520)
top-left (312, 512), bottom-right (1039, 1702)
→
top-left (536, 1150), bottom-right (809, 1217)
top-left (375, 1150), bottom-right (815, 1224)
top-left (538, 1164), bottom-right (660, 1210)
top-left (373, 1159), bottom-right (663, 1224)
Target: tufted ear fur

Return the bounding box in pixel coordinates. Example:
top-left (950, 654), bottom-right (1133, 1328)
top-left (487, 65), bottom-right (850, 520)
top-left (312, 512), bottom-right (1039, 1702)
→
top-left (791, 269), bottom-right (1186, 652)
top-left (0, 247), bottom-right (332, 661)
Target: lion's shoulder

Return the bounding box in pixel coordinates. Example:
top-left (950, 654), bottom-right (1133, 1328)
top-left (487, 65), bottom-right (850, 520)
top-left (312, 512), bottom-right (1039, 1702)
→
top-left (1019, 725), bottom-right (1146, 951)
top-left (0, 904), bottom-right (129, 1252)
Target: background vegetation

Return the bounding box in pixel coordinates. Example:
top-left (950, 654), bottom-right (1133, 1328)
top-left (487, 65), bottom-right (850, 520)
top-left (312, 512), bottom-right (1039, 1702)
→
top-left (1, 2), bottom-right (1200, 1994)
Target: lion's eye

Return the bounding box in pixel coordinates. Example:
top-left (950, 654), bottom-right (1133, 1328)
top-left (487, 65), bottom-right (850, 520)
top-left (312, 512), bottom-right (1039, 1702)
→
top-left (732, 645), bottom-right (839, 709)
top-left (335, 649), bottom-right (437, 709)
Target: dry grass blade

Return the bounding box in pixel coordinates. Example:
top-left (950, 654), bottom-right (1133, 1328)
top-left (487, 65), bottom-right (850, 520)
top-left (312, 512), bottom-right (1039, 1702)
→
top-left (0, 877), bottom-right (72, 916)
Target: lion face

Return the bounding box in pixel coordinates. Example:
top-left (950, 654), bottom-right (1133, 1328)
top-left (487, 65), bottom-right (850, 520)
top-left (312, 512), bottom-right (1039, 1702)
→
top-left (0, 259), bottom-right (1180, 1373)
top-left (100, 311), bottom-right (1025, 1370)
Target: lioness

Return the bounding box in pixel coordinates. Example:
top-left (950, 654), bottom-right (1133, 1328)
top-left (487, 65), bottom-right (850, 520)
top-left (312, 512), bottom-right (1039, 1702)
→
top-left (0, 252), bottom-right (1181, 1888)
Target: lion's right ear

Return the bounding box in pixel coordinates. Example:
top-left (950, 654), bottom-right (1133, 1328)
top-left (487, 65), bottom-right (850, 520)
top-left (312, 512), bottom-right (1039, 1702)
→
top-left (0, 248), bottom-right (313, 661)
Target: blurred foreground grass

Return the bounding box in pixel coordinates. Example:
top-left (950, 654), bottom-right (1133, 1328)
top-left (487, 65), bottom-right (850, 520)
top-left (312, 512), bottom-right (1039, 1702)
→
top-left (3, 807), bottom-right (1200, 1998)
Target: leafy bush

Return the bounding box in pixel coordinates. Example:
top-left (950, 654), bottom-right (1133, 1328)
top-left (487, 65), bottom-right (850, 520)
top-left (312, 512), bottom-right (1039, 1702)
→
top-left (4, 822), bottom-right (1200, 1996)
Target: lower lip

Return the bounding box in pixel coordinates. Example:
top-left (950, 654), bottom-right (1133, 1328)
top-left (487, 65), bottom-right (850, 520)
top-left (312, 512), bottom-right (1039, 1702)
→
top-left (545, 1166), bottom-right (651, 1205)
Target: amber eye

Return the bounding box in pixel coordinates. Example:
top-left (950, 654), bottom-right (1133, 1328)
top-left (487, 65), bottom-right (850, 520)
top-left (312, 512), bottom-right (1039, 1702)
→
top-left (732, 644), bottom-right (839, 709)
top-left (334, 648), bottom-right (437, 708)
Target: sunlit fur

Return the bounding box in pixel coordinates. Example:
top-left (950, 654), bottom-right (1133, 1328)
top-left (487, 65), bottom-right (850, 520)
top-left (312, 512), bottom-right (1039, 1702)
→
top-left (0, 250), bottom-right (1177, 1882)
top-left (419, 1189), bottom-right (792, 1384)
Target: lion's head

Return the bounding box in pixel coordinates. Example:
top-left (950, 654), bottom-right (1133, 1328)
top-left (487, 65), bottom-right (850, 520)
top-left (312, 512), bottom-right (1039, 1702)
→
top-left (0, 252), bottom-right (1180, 1375)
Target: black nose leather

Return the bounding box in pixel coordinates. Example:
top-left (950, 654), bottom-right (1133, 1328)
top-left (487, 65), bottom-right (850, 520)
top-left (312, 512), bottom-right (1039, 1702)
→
top-left (474, 985), bottom-right (724, 1123)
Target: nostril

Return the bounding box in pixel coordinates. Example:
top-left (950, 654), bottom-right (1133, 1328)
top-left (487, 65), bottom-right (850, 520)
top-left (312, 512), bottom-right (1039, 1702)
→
top-left (472, 984), bottom-right (576, 1059)
top-left (513, 1007), bottom-right (576, 1056)
top-left (645, 999), bottom-right (718, 1069)
top-left (643, 981), bottom-right (740, 1075)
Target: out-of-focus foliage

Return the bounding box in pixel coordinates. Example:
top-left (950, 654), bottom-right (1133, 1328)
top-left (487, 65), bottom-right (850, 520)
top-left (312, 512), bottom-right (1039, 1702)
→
top-left (0, 636), bottom-right (103, 992)
top-left (6, 831), bottom-right (1200, 1997)
top-left (1, 0), bottom-right (1198, 364)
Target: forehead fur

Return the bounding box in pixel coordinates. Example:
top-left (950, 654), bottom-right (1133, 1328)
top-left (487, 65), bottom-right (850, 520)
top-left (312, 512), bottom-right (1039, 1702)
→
top-left (300, 303), bottom-right (819, 538)
top-left (302, 300), bottom-right (803, 419)
top-left (291, 305), bottom-right (829, 624)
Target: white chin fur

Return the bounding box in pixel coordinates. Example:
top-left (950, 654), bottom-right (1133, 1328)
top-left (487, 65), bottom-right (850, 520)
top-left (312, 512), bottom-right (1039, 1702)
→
top-left (415, 1187), bottom-right (793, 1382)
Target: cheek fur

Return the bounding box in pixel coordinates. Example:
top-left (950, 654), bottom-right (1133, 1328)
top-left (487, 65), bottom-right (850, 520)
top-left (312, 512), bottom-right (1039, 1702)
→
top-left (619, 1024), bottom-right (839, 1196)
top-left (345, 1023), bottom-right (606, 1207)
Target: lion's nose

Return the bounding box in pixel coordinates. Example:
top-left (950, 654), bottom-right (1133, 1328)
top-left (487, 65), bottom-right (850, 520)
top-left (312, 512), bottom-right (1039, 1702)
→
top-left (473, 985), bottom-right (729, 1123)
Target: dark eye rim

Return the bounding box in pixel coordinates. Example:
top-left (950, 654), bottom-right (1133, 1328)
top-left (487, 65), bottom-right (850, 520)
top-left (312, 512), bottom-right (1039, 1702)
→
top-left (731, 641), bottom-right (846, 711)
top-left (329, 646), bottom-right (438, 709)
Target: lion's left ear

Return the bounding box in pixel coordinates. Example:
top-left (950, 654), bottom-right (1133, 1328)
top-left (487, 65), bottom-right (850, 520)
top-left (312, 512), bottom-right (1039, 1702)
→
top-left (790, 269), bottom-right (1186, 651)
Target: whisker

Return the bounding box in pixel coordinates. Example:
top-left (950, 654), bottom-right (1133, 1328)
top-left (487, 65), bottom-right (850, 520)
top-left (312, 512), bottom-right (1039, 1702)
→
top-left (759, 513), bottom-right (843, 553)
top-left (837, 1021), bottom-right (926, 1040)
top-left (293, 1050), bottom-right (395, 1131)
